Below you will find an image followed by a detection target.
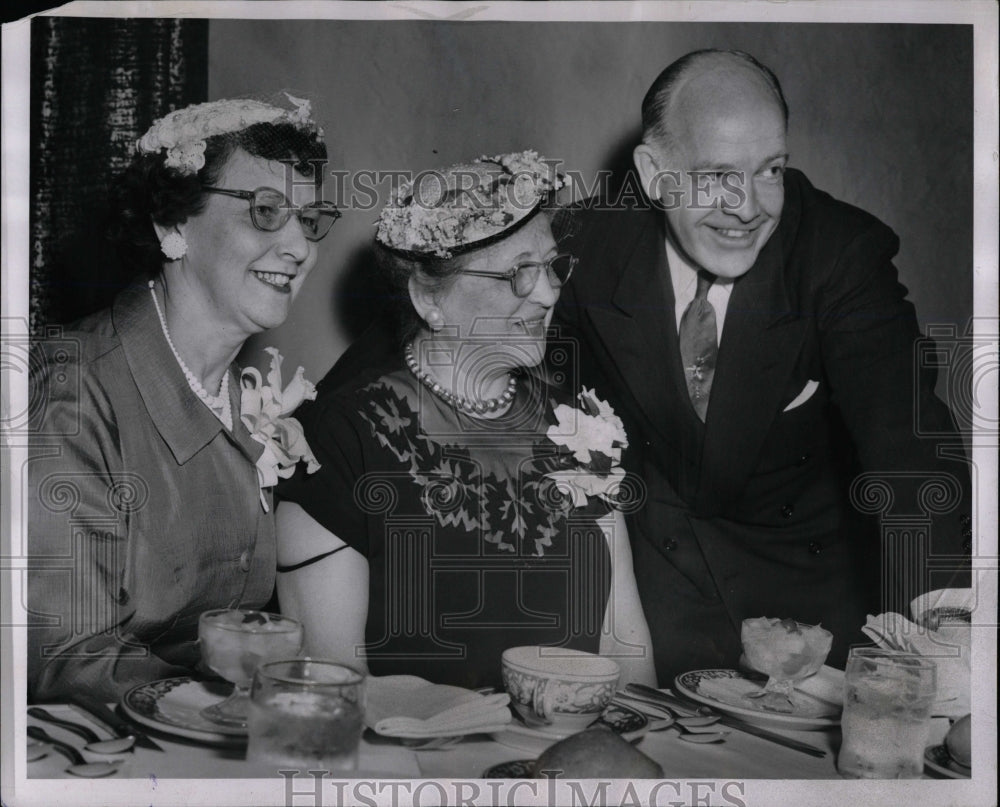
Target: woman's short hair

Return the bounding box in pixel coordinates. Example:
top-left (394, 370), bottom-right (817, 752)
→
top-left (374, 240), bottom-right (462, 346)
top-left (110, 121), bottom-right (327, 279)
top-left (375, 208), bottom-right (561, 346)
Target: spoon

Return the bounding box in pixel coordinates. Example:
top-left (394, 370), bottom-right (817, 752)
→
top-left (26, 740), bottom-right (50, 761)
top-left (26, 726), bottom-right (121, 778)
top-left (28, 706), bottom-right (136, 757)
top-left (670, 722), bottom-right (731, 744)
top-left (613, 696), bottom-right (729, 744)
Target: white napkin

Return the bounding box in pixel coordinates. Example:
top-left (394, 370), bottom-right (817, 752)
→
top-left (861, 588), bottom-right (971, 717)
top-left (364, 675), bottom-right (512, 738)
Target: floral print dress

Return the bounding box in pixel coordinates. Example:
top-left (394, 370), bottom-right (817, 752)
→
top-left (278, 358), bottom-right (612, 690)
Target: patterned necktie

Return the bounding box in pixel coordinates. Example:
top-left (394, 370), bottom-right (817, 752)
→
top-left (679, 270), bottom-right (718, 421)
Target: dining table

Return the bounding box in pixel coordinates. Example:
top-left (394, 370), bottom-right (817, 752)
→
top-left (24, 697), bottom-right (956, 782)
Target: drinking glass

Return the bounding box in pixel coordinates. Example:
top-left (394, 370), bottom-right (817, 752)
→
top-left (198, 609), bottom-right (304, 728)
top-left (838, 647), bottom-right (937, 779)
top-left (246, 659), bottom-right (366, 772)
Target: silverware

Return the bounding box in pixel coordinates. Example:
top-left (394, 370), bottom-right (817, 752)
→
top-left (28, 707), bottom-right (136, 755)
top-left (67, 694), bottom-right (165, 752)
top-left (29, 707), bottom-right (102, 743)
top-left (26, 726), bottom-right (121, 777)
top-left (612, 693), bottom-right (729, 743)
top-left (625, 684), bottom-right (827, 758)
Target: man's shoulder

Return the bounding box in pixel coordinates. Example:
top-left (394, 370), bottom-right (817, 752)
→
top-left (559, 196), bottom-right (656, 239)
top-left (555, 198), bottom-right (659, 289)
top-left (782, 168), bottom-right (898, 253)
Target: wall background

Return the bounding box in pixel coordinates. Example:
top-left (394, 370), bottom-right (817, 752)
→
top-left (209, 21), bottom-right (973, 398)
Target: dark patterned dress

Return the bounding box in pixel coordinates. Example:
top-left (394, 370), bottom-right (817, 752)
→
top-left (278, 357), bottom-right (612, 690)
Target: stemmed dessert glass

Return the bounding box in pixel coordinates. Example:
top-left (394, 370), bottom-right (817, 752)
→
top-left (198, 609), bottom-right (304, 728)
top-left (741, 617), bottom-right (833, 710)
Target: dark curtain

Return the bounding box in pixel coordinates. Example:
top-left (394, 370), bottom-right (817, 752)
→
top-left (29, 17), bottom-right (208, 333)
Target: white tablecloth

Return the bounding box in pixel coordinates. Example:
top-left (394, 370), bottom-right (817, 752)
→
top-left (24, 703), bottom-right (952, 780)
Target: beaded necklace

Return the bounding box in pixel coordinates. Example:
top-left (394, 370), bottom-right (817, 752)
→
top-left (404, 341), bottom-right (516, 416)
top-left (149, 280), bottom-right (233, 431)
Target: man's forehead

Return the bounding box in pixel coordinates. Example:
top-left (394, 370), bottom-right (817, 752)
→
top-left (667, 71), bottom-right (786, 162)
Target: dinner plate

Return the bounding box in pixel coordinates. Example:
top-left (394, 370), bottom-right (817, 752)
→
top-left (490, 702), bottom-right (648, 755)
top-left (924, 744), bottom-right (971, 779)
top-left (121, 677), bottom-right (247, 745)
top-left (674, 670), bottom-right (840, 731)
top-left (482, 759), bottom-right (535, 778)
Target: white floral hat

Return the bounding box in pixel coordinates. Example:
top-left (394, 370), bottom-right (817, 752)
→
top-left (136, 93), bottom-right (323, 175)
top-left (375, 150), bottom-right (570, 259)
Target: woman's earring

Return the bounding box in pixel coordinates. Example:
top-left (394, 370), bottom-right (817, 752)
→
top-left (426, 309), bottom-right (443, 331)
top-left (160, 231), bottom-right (188, 261)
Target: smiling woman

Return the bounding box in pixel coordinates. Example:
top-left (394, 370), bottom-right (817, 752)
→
top-left (275, 152), bottom-right (657, 691)
top-left (27, 95), bottom-right (333, 703)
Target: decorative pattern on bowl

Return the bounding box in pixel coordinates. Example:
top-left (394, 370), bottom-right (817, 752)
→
top-left (502, 667), bottom-right (616, 715)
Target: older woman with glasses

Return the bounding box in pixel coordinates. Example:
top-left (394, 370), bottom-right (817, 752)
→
top-left (277, 152), bottom-right (656, 690)
top-left (28, 95), bottom-right (335, 701)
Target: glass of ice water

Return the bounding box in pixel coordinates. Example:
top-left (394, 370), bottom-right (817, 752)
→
top-left (838, 647), bottom-right (937, 779)
top-left (247, 659), bottom-right (366, 773)
top-left (198, 609), bottom-right (304, 728)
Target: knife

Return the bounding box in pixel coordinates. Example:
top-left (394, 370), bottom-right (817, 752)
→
top-left (625, 683), bottom-right (827, 758)
top-left (68, 694), bottom-right (165, 752)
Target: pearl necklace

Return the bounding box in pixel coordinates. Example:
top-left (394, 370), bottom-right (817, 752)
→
top-left (149, 281), bottom-right (233, 431)
top-left (404, 341), bottom-right (517, 416)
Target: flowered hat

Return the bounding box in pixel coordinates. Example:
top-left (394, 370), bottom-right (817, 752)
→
top-left (136, 92), bottom-right (323, 175)
top-left (375, 150), bottom-right (570, 259)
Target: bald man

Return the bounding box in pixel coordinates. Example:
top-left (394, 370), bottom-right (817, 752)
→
top-left (554, 50), bottom-right (970, 683)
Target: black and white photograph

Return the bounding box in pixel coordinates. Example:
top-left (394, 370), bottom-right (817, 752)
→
top-left (2, 2), bottom-right (996, 805)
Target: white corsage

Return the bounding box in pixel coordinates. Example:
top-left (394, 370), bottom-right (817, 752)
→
top-left (240, 347), bottom-right (321, 511)
top-left (545, 388), bottom-right (628, 508)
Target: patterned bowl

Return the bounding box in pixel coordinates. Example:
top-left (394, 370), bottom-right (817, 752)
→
top-left (501, 646), bottom-right (620, 733)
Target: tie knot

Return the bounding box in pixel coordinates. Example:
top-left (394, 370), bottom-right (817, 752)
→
top-left (695, 270), bottom-right (716, 300)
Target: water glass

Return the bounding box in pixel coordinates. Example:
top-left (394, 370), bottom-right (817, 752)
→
top-left (247, 659), bottom-right (366, 773)
top-left (838, 647), bottom-right (936, 779)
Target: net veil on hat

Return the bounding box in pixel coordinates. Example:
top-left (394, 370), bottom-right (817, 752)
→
top-left (375, 150), bottom-right (570, 259)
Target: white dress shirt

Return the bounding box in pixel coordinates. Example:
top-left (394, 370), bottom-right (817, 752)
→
top-left (665, 238), bottom-right (733, 344)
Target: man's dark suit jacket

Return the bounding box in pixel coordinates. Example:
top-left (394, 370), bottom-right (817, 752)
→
top-left (554, 169), bottom-right (971, 683)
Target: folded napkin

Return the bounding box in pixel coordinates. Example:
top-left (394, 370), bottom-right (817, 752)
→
top-left (364, 675), bottom-right (512, 738)
top-left (861, 588), bottom-right (971, 717)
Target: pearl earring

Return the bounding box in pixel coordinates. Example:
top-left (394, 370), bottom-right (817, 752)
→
top-left (160, 231), bottom-right (188, 261)
top-left (426, 310), bottom-right (444, 331)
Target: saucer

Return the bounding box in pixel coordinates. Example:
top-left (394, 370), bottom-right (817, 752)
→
top-left (924, 744), bottom-right (971, 779)
top-left (121, 677), bottom-right (246, 745)
top-left (675, 670), bottom-right (840, 730)
top-left (490, 701), bottom-right (647, 755)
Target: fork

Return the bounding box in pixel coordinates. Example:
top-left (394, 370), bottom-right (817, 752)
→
top-left (402, 735), bottom-right (464, 750)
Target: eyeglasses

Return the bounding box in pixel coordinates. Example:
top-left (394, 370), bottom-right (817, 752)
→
top-left (456, 253), bottom-right (577, 297)
top-left (203, 186), bottom-right (341, 241)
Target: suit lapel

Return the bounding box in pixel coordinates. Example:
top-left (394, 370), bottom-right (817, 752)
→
top-left (586, 211), bottom-right (690, 445)
top-left (695, 191), bottom-right (808, 515)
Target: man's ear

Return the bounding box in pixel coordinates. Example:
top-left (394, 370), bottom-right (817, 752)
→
top-left (633, 143), bottom-right (666, 202)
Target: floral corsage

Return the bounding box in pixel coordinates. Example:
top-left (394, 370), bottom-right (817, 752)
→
top-left (240, 348), bottom-right (321, 511)
top-left (545, 388), bottom-right (628, 509)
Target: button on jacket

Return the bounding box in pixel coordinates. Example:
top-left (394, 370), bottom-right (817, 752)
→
top-left (554, 169), bottom-right (971, 682)
top-left (28, 284), bottom-right (276, 702)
